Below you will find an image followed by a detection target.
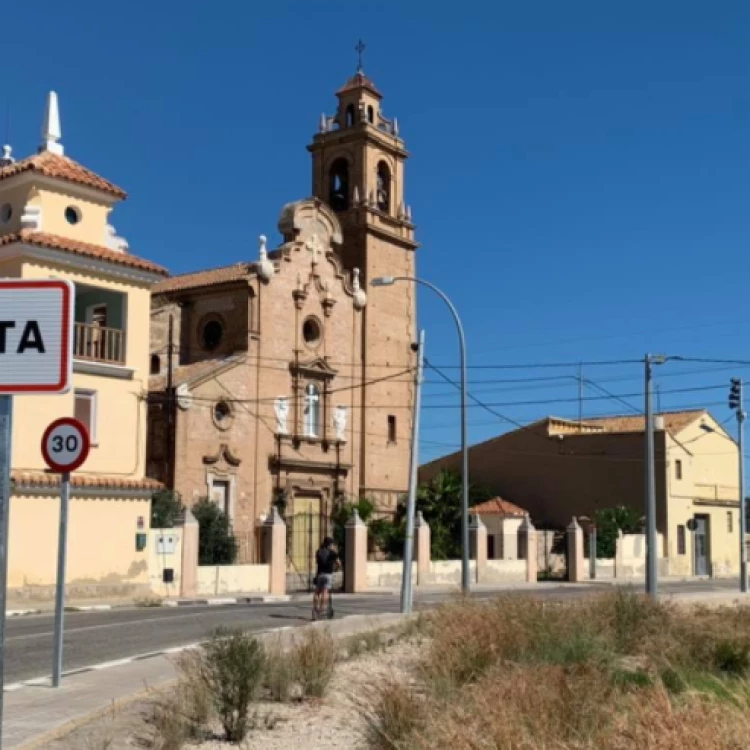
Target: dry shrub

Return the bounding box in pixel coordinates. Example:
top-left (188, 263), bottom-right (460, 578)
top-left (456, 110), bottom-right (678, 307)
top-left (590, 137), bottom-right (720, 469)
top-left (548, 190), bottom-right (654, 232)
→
top-left (264, 637), bottom-right (296, 702)
top-left (359, 676), bottom-right (423, 750)
top-left (199, 628), bottom-right (266, 742)
top-left (291, 626), bottom-right (337, 698)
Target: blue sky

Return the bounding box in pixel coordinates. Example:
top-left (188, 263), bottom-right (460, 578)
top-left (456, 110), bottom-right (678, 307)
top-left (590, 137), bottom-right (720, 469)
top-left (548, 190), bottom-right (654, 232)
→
top-left (4, 1), bottom-right (749, 459)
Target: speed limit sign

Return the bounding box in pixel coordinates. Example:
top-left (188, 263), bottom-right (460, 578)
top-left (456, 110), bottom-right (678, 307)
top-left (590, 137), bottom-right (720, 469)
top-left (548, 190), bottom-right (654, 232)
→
top-left (41, 418), bottom-right (90, 473)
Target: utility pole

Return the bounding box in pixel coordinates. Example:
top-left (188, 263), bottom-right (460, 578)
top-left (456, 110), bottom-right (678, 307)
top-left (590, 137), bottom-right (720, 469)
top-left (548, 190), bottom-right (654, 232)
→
top-left (165, 314), bottom-right (174, 490)
top-left (401, 330), bottom-right (425, 614)
top-left (729, 378), bottom-right (747, 593)
top-left (578, 363), bottom-right (583, 427)
top-left (644, 354), bottom-right (658, 598)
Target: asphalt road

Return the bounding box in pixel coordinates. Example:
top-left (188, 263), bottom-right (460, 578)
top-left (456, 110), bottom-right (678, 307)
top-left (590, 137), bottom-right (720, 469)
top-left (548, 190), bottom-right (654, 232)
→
top-left (2, 578), bottom-right (743, 685)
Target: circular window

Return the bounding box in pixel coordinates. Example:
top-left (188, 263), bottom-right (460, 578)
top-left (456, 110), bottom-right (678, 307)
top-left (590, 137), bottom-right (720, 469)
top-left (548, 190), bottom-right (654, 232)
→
top-left (0, 204), bottom-right (11, 224)
top-left (302, 317), bottom-right (321, 348)
top-left (213, 400), bottom-right (233, 430)
top-left (202, 319), bottom-right (224, 351)
top-left (65, 206), bottom-right (81, 225)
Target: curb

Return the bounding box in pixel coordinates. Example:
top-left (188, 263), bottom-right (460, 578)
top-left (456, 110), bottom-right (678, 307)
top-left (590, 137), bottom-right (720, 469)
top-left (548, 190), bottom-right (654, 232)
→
top-left (162, 594), bottom-right (292, 607)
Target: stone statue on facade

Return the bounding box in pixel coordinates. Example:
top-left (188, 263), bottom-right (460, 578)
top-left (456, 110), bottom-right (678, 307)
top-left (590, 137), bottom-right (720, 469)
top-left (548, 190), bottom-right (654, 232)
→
top-left (333, 405), bottom-right (348, 442)
top-left (274, 397), bottom-right (289, 435)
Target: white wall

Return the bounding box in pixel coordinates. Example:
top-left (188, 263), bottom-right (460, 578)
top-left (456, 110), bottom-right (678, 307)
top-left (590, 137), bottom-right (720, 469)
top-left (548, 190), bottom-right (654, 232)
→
top-left (196, 564), bottom-right (269, 595)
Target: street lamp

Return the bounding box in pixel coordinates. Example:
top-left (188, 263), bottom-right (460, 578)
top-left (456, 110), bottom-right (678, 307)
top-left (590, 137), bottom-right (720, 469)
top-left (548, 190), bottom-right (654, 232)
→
top-left (371, 276), bottom-right (470, 593)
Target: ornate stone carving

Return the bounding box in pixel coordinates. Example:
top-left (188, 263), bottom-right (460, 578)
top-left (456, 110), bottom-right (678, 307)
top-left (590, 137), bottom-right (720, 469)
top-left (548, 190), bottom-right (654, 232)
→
top-left (274, 397), bottom-right (289, 435)
top-left (333, 406), bottom-right (348, 442)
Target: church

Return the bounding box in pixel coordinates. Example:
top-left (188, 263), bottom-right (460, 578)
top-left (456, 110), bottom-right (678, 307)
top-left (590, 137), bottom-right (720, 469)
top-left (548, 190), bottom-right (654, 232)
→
top-left (147, 64), bottom-right (418, 568)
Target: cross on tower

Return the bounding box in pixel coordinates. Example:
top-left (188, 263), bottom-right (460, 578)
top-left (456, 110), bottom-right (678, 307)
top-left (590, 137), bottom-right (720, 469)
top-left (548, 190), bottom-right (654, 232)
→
top-left (355, 39), bottom-right (365, 72)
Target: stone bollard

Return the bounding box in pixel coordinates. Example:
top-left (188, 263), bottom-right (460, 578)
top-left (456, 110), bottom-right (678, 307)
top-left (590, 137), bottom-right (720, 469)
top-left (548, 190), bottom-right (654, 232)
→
top-left (567, 517), bottom-right (585, 583)
top-left (518, 514), bottom-right (537, 583)
top-left (470, 513), bottom-right (488, 584)
top-left (179, 508), bottom-right (199, 598)
top-left (414, 511), bottom-right (431, 586)
top-left (345, 509), bottom-right (368, 593)
top-left (264, 508), bottom-right (287, 596)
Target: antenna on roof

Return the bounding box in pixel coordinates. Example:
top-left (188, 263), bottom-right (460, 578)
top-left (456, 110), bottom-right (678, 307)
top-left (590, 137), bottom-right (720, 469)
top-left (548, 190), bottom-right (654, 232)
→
top-left (40, 91), bottom-right (63, 156)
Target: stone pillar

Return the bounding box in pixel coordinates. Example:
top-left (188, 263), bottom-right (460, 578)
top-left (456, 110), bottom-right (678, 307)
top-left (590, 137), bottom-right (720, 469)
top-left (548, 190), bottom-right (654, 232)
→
top-left (589, 525), bottom-right (597, 580)
top-left (180, 508), bottom-right (199, 598)
top-left (614, 528), bottom-right (624, 579)
top-left (414, 511), bottom-right (431, 585)
top-left (518, 514), bottom-right (537, 583)
top-left (264, 508), bottom-right (287, 596)
top-left (567, 517), bottom-right (585, 583)
top-left (345, 509), bottom-right (368, 594)
top-left (470, 513), bottom-right (488, 584)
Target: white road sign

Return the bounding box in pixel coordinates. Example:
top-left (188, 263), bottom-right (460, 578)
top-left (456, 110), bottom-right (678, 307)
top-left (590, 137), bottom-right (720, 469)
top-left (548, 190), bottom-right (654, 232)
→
top-left (0, 279), bottom-right (73, 394)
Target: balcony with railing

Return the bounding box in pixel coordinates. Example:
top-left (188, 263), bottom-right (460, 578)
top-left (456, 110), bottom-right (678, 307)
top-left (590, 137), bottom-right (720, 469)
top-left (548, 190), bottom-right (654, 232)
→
top-left (73, 284), bottom-right (127, 367)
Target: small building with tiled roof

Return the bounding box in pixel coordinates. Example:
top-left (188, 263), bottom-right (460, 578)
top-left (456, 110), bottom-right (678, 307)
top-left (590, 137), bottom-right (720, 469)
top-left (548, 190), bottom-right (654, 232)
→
top-left (147, 65), bottom-right (418, 576)
top-left (470, 497), bottom-right (529, 561)
top-left (421, 409), bottom-right (742, 579)
top-left (0, 92), bottom-right (167, 602)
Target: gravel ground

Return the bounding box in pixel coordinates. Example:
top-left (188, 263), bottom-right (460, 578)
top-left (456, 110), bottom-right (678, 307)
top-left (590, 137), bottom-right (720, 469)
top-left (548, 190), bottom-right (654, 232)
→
top-left (45, 636), bottom-right (421, 749)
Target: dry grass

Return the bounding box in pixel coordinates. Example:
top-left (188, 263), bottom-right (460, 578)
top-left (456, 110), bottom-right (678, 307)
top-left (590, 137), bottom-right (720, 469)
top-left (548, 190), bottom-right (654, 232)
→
top-left (361, 591), bottom-right (750, 750)
top-left (290, 627), bottom-right (337, 699)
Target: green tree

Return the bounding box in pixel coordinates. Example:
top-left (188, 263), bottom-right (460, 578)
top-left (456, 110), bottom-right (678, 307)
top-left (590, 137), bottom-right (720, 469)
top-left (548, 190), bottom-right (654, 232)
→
top-left (405, 470), bottom-right (492, 560)
top-left (151, 489), bottom-right (182, 528)
top-left (192, 498), bottom-right (238, 565)
top-left (594, 506), bottom-right (643, 558)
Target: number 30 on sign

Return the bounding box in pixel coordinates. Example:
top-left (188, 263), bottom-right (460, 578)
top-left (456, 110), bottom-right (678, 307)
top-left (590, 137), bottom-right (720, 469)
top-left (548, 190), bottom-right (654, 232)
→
top-left (41, 418), bottom-right (90, 474)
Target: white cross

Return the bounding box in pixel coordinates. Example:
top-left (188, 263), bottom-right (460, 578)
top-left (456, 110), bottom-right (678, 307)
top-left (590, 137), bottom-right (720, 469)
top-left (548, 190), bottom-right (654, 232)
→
top-left (305, 234), bottom-right (323, 265)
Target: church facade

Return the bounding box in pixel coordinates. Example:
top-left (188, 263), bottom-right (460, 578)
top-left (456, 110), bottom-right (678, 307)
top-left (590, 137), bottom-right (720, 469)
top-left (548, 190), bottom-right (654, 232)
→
top-left (147, 68), bottom-right (418, 564)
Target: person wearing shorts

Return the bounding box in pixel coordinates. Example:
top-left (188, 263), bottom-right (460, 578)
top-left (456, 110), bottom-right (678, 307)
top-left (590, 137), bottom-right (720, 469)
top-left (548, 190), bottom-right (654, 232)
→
top-left (313, 537), bottom-right (339, 613)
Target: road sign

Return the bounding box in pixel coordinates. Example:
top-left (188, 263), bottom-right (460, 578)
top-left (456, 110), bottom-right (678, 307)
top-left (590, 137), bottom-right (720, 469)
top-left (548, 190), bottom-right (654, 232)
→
top-left (0, 280), bottom-right (73, 395)
top-left (41, 418), bottom-right (90, 473)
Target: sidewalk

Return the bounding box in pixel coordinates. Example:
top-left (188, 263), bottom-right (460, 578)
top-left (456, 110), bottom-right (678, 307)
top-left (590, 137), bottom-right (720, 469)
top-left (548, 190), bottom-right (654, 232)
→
top-left (6, 612), bottom-right (408, 749)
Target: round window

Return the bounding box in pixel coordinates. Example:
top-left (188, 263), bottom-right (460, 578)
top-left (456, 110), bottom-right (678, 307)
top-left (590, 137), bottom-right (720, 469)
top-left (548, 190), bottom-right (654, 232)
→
top-left (0, 204), bottom-right (11, 224)
top-left (303, 317), bottom-right (321, 347)
top-left (214, 401), bottom-right (231, 423)
top-left (65, 206), bottom-right (81, 225)
top-left (202, 319), bottom-right (224, 350)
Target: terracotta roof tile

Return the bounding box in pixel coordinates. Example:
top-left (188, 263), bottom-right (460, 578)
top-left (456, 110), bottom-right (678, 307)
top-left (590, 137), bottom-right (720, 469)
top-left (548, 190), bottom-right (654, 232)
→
top-left (0, 230), bottom-right (168, 276)
top-left (336, 71), bottom-right (382, 98)
top-left (149, 355), bottom-right (242, 391)
top-left (153, 262), bottom-right (253, 294)
top-left (0, 151), bottom-right (127, 199)
top-left (12, 471), bottom-right (162, 492)
top-left (575, 410), bottom-right (704, 435)
top-left (470, 497), bottom-right (528, 517)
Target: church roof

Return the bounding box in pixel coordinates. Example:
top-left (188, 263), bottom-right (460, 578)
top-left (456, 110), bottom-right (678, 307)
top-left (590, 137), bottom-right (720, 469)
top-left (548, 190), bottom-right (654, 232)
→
top-left (0, 231), bottom-right (168, 276)
top-left (153, 262), bottom-right (254, 294)
top-left (336, 71), bottom-right (382, 99)
top-left (0, 151), bottom-right (127, 199)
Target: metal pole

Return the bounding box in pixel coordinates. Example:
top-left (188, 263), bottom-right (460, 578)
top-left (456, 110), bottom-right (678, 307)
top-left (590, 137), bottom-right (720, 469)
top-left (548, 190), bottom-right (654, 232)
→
top-left (459, 318), bottom-right (469, 594)
top-left (0, 396), bottom-right (13, 747)
top-left (165, 314), bottom-right (174, 490)
top-left (52, 472), bottom-right (71, 687)
top-left (401, 330), bottom-right (425, 614)
top-left (645, 355), bottom-right (658, 598)
top-left (738, 383), bottom-right (747, 593)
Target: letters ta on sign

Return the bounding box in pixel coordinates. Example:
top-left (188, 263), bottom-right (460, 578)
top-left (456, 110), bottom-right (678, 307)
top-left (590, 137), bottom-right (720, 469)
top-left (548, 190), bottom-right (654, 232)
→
top-left (0, 280), bottom-right (74, 395)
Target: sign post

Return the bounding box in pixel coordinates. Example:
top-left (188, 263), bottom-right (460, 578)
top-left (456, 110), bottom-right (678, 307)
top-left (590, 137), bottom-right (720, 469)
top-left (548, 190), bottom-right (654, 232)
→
top-left (41, 418), bottom-right (89, 688)
top-left (0, 279), bottom-right (73, 746)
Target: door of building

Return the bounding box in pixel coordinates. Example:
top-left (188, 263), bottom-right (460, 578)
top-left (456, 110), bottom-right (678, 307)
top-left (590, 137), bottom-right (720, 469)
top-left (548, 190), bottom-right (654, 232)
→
top-left (289, 496), bottom-right (323, 588)
top-left (693, 515), bottom-right (710, 576)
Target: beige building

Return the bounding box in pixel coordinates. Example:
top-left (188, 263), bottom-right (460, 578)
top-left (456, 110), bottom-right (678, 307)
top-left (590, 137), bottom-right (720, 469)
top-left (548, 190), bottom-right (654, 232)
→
top-left (147, 67), bottom-right (417, 567)
top-left (0, 92), bottom-right (167, 600)
top-left (421, 410), bottom-right (742, 577)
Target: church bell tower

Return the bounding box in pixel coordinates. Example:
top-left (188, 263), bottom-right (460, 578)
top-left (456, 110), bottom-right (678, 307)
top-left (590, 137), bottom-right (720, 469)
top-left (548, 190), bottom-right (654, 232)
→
top-left (307, 50), bottom-right (418, 510)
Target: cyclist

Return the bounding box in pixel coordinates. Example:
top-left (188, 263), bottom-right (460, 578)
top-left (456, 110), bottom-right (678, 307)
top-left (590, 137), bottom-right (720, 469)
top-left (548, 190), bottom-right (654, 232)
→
top-left (313, 536), bottom-right (339, 616)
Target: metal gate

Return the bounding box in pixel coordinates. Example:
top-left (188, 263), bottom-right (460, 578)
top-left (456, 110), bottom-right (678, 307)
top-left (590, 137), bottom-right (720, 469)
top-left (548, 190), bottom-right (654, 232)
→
top-left (286, 510), bottom-right (345, 592)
